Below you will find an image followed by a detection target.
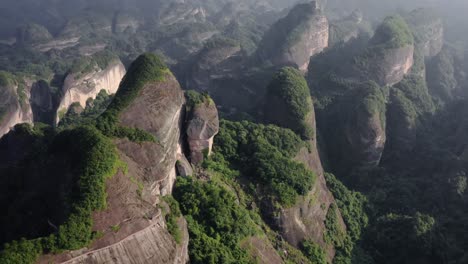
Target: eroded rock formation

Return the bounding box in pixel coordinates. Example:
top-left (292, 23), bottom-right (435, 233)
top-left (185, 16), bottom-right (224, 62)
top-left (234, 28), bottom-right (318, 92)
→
top-left (38, 54), bottom-right (188, 264)
top-left (57, 59), bottom-right (126, 123)
top-left (264, 67), bottom-right (345, 260)
top-left (0, 75), bottom-right (33, 137)
top-left (256, 1), bottom-right (329, 71)
top-left (353, 16), bottom-right (415, 86)
top-left (186, 97), bottom-right (219, 164)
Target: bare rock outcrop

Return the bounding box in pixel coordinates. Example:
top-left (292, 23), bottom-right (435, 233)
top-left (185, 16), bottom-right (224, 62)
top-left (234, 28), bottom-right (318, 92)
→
top-left (55, 213), bottom-right (189, 264)
top-left (117, 77), bottom-right (185, 198)
top-left (176, 154), bottom-right (193, 177)
top-left (256, 1), bottom-right (329, 71)
top-left (264, 67), bottom-right (345, 260)
top-left (56, 59), bottom-right (126, 123)
top-left (38, 54), bottom-right (188, 264)
top-left (352, 16), bottom-right (415, 86)
top-left (0, 74), bottom-right (33, 137)
top-left (186, 97), bottom-right (219, 164)
top-left (279, 104), bottom-right (345, 261)
top-left (373, 45), bottom-right (414, 86)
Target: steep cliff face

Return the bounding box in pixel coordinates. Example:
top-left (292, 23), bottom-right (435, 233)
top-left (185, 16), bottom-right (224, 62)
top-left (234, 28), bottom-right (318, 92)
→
top-left (358, 46), bottom-right (414, 87)
top-left (343, 82), bottom-right (387, 168)
top-left (264, 67), bottom-right (345, 260)
top-left (256, 1), bottom-right (329, 71)
top-left (406, 8), bottom-right (444, 59)
top-left (186, 97), bottom-right (219, 164)
top-left (353, 16), bottom-right (414, 86)
top-left (39, 54), bottom-right (189, 264)
top-left (117, 76), bottom-right (185, 197)
top-left (57, 59), bottom-right (126, 122)
top-left (0, 74), bottom-right (33, 137)
top-left (279, 104), bottom-right (345, 261)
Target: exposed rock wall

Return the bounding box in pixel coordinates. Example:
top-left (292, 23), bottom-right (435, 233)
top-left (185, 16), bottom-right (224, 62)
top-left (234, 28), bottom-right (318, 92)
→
top-left (186, 99), bottom-right (219, 164)
top-left (57, 60), bottom-right (126, 122)
top-left (60, 214), bottom-right (188, 264)
top-left (37, 55), bottom-right (189, 264)
top-left (278, 105), bottom-right (345, 261)
top-left (368, 45), bottom-right (414, 86)
top-left (117, 73), bottom-right (185, 198)
top-left (256, 1), bottom-right (329, 71)
top-left (0, 81), bottom-right (33, 137)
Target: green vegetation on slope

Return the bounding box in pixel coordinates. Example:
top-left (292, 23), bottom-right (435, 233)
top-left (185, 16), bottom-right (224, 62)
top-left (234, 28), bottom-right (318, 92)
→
top-left (215, 120), bottom-right (315, 207)
top-left (352, 16), bottom-right (414, 77)
top-left (371, 15), bottom-right (414, 49)
top-left (161, 196), bottom-right (183, 244)
top-left (59, 89), bottom-right (114, 129)
top-left (0, 126), bottom-right (120, 263)
top-left (184, 90), bottom-right (213, 110)
top-left (324, 173), bottom-right (371, 263)
top-left (265, 67), bottom-right (313, 139)
top-left (70, 50), bottom-right (119, 79)
top-left (174, 177), bottom-right (257, 264)
top-left (0, 71), bottom-right (15, 88)
top-left (97, 53), bottom-right (170, 142)
top-left (301, 239), bottom-right (327, 264)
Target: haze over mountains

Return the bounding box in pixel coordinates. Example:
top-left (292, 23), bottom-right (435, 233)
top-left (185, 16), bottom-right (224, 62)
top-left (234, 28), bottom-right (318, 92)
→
top-left (0, 0), bottom-right (467, 264)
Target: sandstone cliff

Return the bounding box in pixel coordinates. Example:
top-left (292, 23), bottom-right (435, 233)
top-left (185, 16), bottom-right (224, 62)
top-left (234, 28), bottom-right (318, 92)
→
top-left (0, 74), bottom-right (33, 137)
top-left (353, 16), bottom-right (414, 86)
top-left (38, 54), bottom-right (189, 264)
top-left (56, 59), bottom-right (126, 123)
top-left (186, 96), bottom-right (219, 164)
top-left (256, 1), bottom-right (329, 71)
top-left (280, 104), bottom-right (345, 261)
top-left (264, 67), bottom-right (345, 260)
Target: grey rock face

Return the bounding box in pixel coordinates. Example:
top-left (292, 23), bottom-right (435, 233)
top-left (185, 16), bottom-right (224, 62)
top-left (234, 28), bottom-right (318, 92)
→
top-left (176, 154), bottom-right (193, 177)
top-left (186, 100), bottom-right (219, 164)
top-left (367, 45), bottom-right (414, 86)
top-left (0, 78), bottom-right (33, 137)
top-left (39, 69), bottom-right (188, 264)
top-left (277, 98), bottom-right (345, 261)
top-left (256, 1), bottom-right (329, 71)
top-left (118, 73), bottom-right (185, 196)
